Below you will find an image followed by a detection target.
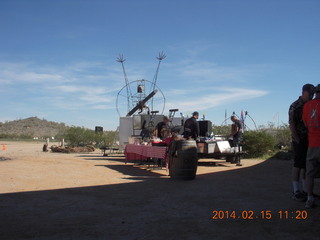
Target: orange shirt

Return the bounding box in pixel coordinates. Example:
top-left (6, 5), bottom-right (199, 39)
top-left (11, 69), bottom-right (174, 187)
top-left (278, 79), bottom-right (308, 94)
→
top-left (302, 98), bottom-right (320, 147)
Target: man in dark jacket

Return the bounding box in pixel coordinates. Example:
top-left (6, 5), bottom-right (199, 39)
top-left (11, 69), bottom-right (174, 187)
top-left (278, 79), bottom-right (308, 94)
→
top-left (289, 83), bottom-right (314, 202)
top-left (183, 111), bottom-right (200, 140)
top-left (154, 116), bottom-right (170, 140)
top-left (230, 115), bottom-right (243, 147)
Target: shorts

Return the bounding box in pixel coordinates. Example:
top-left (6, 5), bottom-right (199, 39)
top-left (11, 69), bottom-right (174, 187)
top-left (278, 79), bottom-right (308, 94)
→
top-left (292, 140), bottom-right (308, 169)
top-left (306, 147), bottom-right (320, 178)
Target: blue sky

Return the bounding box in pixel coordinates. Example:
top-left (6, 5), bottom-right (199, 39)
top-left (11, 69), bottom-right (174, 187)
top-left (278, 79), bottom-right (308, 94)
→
top-left (1, 0), bottom-right (319, 131)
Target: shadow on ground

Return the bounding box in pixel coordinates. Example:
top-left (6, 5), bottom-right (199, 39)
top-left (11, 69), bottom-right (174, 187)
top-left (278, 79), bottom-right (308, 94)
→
top-left (1, 156), bottom-right (320, 240)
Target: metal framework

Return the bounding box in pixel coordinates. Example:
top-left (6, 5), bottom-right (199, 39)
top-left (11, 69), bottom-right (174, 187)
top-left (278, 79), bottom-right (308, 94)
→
top-left (116, 52), bottom-right (166, 117)
top-left (116, 54), bottom-right (132, 113)
top-left (116, 79), bottom-right (166, 117)
top-left (150, 51), bottom-right (166, 110)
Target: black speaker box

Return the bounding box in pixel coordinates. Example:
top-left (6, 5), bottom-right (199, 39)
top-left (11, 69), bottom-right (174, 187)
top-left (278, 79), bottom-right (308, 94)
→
top-left (198, 120), bottom-right (212, 137)
top-left (95, 126), bottom-right (103, 133)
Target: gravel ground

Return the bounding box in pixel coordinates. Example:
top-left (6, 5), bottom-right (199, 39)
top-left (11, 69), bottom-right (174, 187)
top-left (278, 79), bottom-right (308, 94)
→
top-left (1, 141), bottom-right (320, 240)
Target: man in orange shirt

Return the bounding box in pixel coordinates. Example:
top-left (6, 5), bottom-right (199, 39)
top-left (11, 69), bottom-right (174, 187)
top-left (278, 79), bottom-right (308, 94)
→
top-left (303, 84), bottom-right (320, 208)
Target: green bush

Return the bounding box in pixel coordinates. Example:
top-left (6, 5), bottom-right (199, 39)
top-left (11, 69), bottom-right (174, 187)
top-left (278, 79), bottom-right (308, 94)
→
top-left (242, 130), bottom-right (276, 158)
top-left (64, 127), bottom-right (117, 148)
top-left (273, 123), bottom-right (291, 149)
top-left (65, 127), bottom-right (95, 147)
top-left (213, 125), bottom-right (230, 137)
top-left (0, 133), bottom-right (33, 140)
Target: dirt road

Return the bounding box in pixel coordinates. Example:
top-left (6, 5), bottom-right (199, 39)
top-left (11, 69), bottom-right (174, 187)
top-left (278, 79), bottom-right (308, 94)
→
top-left (1, 141), bottom-right (320, 239)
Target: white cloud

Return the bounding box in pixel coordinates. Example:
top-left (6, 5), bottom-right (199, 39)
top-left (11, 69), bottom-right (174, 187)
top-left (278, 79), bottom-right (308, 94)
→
top-left (166, 61), bottom-right (264, 84)
top-left (92, 104), bottom-right (116, 110)
top-left (79, 95), bottom-right (114, 104)
top-left (48, 84), bottom-right (117, 107)
top-left (165, 87), bottom-right (268, 112)
top-left (0, 63), bottom-right (68, 85)
top-left (0, 61), bottom-right (126, 114)
top-left (0, 57), bottom-right (270, 128)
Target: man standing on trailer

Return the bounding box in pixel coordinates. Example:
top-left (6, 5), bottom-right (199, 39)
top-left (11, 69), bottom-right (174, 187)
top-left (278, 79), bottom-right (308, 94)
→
top-left (154, 116), bottom-right (170, 140)
top-left (230, 115), bottom-right (243, 148)
top-left (183, 111), bottom-right (200, 140)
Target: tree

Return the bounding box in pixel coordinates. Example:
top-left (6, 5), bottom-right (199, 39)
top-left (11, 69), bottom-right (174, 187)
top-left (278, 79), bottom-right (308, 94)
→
top-left (65, 127), bottom-right (95, 147)
top-left (242, 130), bottom-right (276, 158)
top-left (274, 123), bottom-right (291, 149)
top-left (64, 126), bottom-right (117, 148)
top-left (213, 124), bottom-right (230, 137)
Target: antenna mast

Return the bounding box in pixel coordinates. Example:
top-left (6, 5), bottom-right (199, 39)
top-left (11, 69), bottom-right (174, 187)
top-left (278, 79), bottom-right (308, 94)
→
top-left (117, 54), bottom-right (132, 113)
top-left (150, 51), bottom-right (166, 110)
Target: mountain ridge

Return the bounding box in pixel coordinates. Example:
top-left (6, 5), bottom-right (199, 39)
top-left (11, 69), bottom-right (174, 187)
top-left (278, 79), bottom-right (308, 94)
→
top-left (0, 117), bottom-right (68, 138)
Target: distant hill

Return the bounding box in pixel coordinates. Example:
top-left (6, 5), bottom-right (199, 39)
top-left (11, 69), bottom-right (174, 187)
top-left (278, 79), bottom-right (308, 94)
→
top-left (0, 117), bottom-right (68, 139)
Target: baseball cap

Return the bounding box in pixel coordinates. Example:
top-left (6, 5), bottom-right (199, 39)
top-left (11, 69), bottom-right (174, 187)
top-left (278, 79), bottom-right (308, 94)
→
top-left (302, 84), bottom-right (315, 94)
top-left (192, 111), bottom-right (199, 116)
top-left (163, 116), bottom-right (169, 121)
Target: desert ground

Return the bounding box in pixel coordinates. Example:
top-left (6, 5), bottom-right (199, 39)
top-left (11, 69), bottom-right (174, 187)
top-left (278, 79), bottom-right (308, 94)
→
top-left (1, 141), bottom-right (320, 240)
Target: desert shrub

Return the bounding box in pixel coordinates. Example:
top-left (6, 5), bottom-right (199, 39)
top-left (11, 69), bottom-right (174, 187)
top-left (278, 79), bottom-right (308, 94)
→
top-left (213, 124), bottom-right (230, 136)
top-left (273, 123), bottom-right (291, 149)
top-left (65, 127), bottom-right (96, 147)
top-left (64, 127), bottom-right (117, 148)
top-left (96, 131), bottom-right (117, 148)
top-left (0, 133), bottom-right (33, 140)
top-left (242, 130), bottom-right (276, 158)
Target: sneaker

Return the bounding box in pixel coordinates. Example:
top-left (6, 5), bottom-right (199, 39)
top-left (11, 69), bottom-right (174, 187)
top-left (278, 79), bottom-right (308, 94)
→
top-left (302, 191), bottom-right (320, 199)
top-left (305, 199), bottom-right (315, 209)
top-left (292, 191), bottom-right (307, 202)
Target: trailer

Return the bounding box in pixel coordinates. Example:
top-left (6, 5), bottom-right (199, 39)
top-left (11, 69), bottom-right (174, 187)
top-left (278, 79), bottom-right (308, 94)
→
top-left (196, 140), bottom-right (245, 166)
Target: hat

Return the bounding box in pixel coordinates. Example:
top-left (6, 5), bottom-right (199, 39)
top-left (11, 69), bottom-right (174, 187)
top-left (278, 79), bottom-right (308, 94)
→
top-left (163, 116), bottom-right (169, 121)
top-left (302, 84), bottom-right (315, 94)
top-left (192, 111), bottom-right (199, 116)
